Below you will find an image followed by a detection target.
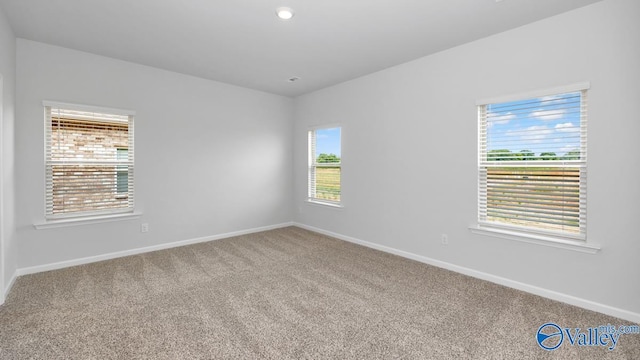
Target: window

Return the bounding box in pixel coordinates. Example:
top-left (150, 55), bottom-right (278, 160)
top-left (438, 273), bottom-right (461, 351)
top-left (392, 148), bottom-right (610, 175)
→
top-left (44, 102), bottom-right (135, 219)
top-left (477, 84), bottom-right (588, 240)
top-left (308, 127), bottom-right (341, 205)
top-left (116, 148), bottom-right (129, 197)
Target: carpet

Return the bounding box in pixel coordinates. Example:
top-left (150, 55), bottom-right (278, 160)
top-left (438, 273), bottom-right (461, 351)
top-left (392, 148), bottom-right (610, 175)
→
top-left (0, 226), bottom-right (638, 359)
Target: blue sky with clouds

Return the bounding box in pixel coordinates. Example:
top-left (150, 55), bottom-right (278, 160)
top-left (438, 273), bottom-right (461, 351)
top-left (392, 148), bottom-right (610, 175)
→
top-left (315, 127), bottom-right (341, 157)
top-left (486, 91), bottom-right (582, 157)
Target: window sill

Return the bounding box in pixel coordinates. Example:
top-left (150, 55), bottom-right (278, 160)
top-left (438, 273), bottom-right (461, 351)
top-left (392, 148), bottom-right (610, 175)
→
top-left (469, 224), bottom-right (601, 254)
top-left (34, 212), bottom-right (142, 230)
top-left (306, 199), bottom-right (343, 209)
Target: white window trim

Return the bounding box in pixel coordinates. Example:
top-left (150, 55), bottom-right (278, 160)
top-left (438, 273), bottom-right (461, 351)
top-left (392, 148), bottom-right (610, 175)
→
top-left (34, 212), bottom-right (142, 230)
top-left (40, 101), bottom-right (138, 225)
top-left (308, 125), bottom-right (343, 208)
top-left (42, 101), bottom-right (136, 117)
top-left (469, 223), bottom-right (600, 254)
top-left (474, 83), bottom-right (594, 250)
top-left (306, 198), bottom-right (344, 208)
top-left (476, 82), bottom-right (590, 106)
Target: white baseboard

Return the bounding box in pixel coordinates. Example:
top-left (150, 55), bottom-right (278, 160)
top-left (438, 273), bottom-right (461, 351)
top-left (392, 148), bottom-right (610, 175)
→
top-left (3, 270), bottom-right (17, 303)
top-left (293, 222), bottom-right (640, 324)
top-left (16, 222), bottom-right (294, 277)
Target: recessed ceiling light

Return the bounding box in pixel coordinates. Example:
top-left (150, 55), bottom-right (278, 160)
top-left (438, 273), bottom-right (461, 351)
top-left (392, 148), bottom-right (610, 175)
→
top-left (276, 7), bottom-right (295, 20)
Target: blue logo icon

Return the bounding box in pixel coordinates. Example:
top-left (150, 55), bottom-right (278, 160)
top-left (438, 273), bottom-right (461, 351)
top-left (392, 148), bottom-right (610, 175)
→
top-left (537, 323), bottom-right (564, 350)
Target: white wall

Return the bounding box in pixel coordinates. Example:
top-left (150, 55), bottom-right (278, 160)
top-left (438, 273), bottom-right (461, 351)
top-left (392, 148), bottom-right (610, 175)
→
top-left (0, 4), bottom-right (16, 303)
top-left (16, 39), bottom-right (293, 269)
top-left (294, 0), bottom-right (640, 317)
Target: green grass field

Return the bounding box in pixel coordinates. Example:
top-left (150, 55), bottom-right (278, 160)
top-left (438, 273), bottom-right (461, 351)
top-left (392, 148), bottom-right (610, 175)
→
top-left (486, 167), bottom-right (581, 232)
top-left (315, 167), bottom-right (340, 201)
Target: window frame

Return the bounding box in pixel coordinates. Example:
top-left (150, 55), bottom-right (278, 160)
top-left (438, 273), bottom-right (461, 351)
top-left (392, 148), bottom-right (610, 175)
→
top-left (42, 101), bottom-right (136, 221)
top-left (308, 125), bottom-right (342, 207)
top-left (473, 83), bottom-right (596, 250)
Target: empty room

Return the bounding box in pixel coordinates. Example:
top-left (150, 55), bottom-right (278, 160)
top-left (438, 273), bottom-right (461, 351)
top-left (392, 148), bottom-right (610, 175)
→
top-left (0, 0), bottom-right (639, 358)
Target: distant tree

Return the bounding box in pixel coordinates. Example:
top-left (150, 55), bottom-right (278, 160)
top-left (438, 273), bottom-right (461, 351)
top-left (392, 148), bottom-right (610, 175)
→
top-left (562, 150), bottom-right (581, 160)
top-left (487, 149), bottom-right (512, 161)
top-left (539, 152), bottom-right (558, 160)
top-left (317, 153), bottom-right (340, 163)
top-left (520, 150), bottom-right (535, 161)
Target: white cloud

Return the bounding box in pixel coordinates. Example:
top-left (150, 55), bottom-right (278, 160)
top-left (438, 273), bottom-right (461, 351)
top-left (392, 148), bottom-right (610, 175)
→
top-left (531, 109), bottom-right (566, 120)
top-left (539, 94), bottom-right (567, 105)
top-left (555, 122), bottom-right (580, 133)
top-left (488, 112), bottom-right (515, 125)
top-left (520, 125), bottom-right (553, 142)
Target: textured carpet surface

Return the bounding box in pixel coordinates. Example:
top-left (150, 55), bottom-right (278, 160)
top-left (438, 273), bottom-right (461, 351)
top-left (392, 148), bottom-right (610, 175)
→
top-left (0, 226), bottom-right (638, 359)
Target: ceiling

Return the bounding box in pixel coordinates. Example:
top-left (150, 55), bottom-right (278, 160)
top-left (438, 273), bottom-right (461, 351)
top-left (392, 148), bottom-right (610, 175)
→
top-left (0, 0), bottom-right (601, 97)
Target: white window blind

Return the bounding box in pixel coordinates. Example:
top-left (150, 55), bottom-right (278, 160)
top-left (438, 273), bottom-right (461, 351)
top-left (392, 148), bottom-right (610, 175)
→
top-left (308, 127), bottom-right (341, 205)
top-left (478, 86), bottom-right (587, 240)
top-left (45, 103), bottom-right (135, 219)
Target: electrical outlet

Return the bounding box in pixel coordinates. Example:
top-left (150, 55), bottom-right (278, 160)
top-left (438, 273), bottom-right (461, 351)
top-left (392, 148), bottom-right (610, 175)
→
top-left (141, 223), bottom-right (149, 233)
top-left (441, 234), bottom-right (449, 245)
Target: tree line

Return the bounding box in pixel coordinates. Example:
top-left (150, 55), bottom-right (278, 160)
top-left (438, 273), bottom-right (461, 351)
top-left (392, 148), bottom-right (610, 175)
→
top-left (316, 153), bottom-right (341, 163)
top-left (488, 149), bottom-right (580, 161)
top-left (317, 150), bottom-right (580, 162)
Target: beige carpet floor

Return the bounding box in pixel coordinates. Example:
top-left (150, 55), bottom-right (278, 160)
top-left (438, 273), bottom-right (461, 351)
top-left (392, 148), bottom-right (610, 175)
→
top-left (0, 226), bottom-right (638, 359)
